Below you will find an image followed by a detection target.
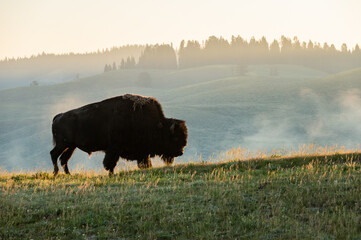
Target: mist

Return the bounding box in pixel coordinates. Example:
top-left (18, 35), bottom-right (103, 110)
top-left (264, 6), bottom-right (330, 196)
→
top-left (1, 35), bottom-right (361, 172)
top-left (0, 45), bottom-right (144, 90)
top-left (241, 87), bottom-right (361, 152)
top-left (2, 35), bottom-right (361, 91)
top-left (1, 58), bottom-right (361, 172)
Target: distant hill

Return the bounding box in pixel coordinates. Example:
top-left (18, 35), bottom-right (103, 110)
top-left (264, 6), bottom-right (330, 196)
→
top-left (0, 45), bottom-right (145, 90)
top-left (1, 64), bottom-right (361, 171)
top-left (309, 67), bottom-right (361, 93)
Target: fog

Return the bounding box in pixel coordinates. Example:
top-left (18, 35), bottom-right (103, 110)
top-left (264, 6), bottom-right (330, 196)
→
top-left (0, 45), bottom-right (144, 90)
top-left (0, 63), bottom-right (361, 172)
top-left (241, 88), bottom-right (361, 152)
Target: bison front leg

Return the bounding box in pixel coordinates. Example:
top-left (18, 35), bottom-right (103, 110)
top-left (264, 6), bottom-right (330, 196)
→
top-left (162, 156), bottom-right (174, 166)
top-left (103, 150), bottom-right (120, 175)
top-left (137, 157), bottom-right (152, 169)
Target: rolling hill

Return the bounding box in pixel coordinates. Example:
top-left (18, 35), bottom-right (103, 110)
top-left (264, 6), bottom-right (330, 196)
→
top-left (1, 64), bottom-right (361, 171)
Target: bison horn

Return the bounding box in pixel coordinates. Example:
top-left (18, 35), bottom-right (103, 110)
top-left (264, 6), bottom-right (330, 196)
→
top-left (170, 122), bottom-right (175, 134)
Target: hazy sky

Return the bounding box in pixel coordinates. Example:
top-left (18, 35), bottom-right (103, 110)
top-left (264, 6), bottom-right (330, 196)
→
top-left (1, 0), bottom-right (361, 59)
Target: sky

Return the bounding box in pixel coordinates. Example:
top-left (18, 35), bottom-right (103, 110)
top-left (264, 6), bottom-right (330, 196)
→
top-left (1, 0), bottom-right (361, 60)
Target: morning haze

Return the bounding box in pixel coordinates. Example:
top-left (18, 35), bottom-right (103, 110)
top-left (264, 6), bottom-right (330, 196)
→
top-left (2, 1), bottom-right (361, 239)
top-left (1, 34), bottom-right (361, 171)
top-left (1, 0), bottom-right (361, 59)
top-left (1, 0), bottom-right (361, 171)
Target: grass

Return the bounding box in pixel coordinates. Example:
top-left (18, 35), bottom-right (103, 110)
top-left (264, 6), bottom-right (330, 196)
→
top-left (1, 150), bottom-right (361, 239)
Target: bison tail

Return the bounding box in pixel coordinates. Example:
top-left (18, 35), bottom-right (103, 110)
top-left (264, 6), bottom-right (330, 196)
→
top-left (52, 113), bottom-right (62, 122)
top-left (52, 113), bottom-right (62, 146)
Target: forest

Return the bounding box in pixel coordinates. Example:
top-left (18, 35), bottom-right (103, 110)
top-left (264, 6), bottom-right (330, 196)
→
top-left (177, 35), bottom-right (361, 73)
top-left (107, 36), bottom-right (361, 73)
top-left (141, 35), bottom-right (361, 73)
top-left (104, 35), bottom-right (361, 73)
top-left (2, 35), bottom-right (361, 75)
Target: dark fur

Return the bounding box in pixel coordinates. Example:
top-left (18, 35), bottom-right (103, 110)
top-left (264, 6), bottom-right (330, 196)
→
top-left (50, 94), bottom-right (188, 175)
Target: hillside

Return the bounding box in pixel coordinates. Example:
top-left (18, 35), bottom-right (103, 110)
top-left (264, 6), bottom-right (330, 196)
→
top-left (1, 152), bottom-right (360, 239)
top-left (0, 46), bottom-right (145, 90)
top-left (1, 64), bottom-right (361, 171)
top-left (308, 67), bottom-right (361, 95)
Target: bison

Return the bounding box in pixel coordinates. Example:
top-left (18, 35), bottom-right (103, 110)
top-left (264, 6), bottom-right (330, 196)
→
top-left (50, 94), bottom-right (188, 175)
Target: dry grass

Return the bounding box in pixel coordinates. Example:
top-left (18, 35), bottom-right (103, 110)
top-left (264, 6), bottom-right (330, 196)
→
top-left (1, 145), bottom-right (361, 239)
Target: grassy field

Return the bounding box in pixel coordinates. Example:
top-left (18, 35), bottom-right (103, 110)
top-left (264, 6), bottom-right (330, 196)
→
top-left (1, 151), bottom-right (361, 239)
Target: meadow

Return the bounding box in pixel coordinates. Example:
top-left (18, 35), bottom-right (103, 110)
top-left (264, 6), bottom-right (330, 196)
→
top-left (1, 149), bottom-right (361, 239)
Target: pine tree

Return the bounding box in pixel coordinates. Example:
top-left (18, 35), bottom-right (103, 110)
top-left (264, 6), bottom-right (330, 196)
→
top-left (120, 59), bottom-right (125, 69)
top-left (270, 40), bottom-right (280, 64)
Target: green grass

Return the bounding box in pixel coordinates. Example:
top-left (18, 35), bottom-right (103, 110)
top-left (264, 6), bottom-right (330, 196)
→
top-left (1, 152), bottom-right (361, 239)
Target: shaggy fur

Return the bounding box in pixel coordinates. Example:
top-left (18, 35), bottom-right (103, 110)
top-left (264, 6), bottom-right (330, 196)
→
top-left (50, 94), bottom-right (188, 175)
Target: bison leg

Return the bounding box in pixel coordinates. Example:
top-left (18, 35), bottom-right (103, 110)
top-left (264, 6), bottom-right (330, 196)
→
top-left (162, 156), bottom-right (174, 166)
top-left (103, 150), bottom-right (120, 175)
top-left (137, 157), bottom-right (152, 169)
top-left (60, 146), bottom-right (76, 175)
top-left (50, 144), bottom-right (67, 176)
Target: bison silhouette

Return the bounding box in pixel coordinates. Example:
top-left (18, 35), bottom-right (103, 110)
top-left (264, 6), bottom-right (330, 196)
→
top-left (50, 94), bottom-right (187, 175)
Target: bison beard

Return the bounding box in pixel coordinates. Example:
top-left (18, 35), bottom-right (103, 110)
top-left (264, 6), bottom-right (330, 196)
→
top-left (50, 94), bottom-right (188, 175)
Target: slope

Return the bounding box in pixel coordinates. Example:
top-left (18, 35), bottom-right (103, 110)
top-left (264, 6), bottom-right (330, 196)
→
top-left (1, 152), bottom-right (361, 239)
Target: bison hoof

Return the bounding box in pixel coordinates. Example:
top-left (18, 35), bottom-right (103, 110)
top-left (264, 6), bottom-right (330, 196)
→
top-left (163, 157), bottom-right (174, 166)
top-left (137, 160), bottom-right (152, 169)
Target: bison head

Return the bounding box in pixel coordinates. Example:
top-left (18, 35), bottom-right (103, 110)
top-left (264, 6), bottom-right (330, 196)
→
top-left (160, 118), bottom-right (188, 161)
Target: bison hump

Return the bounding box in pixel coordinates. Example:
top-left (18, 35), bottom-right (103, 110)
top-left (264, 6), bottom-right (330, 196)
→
top-left (122, 94), bottom-right (154, 111)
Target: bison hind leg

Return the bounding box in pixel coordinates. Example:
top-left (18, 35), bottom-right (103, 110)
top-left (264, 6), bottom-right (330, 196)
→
top-left (137, 157), bottom-right (152, 169)
top-left (60, 146), bottom-right (76, 175)
top-left (50, 144), bottom-right (67, 176)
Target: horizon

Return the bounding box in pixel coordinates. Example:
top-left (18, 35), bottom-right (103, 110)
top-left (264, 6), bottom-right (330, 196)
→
top-left (0, 34), bottom-right (359, 61)
top-left (1, 0), bottom-right (361, 60)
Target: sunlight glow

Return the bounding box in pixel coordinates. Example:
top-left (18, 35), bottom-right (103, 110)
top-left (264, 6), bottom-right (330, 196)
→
top-left (1, 0), bottom-right (361, 59)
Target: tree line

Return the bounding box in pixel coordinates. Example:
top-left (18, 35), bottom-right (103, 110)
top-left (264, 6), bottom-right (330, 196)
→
top-left (0, 45), bottom-right (145, 77)
top-left (104, 44), bottom-right (177, 72)
top-left (1, 35), bottom-right (360, 74)
top-left (105, 35), bottom-right (361, 73)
